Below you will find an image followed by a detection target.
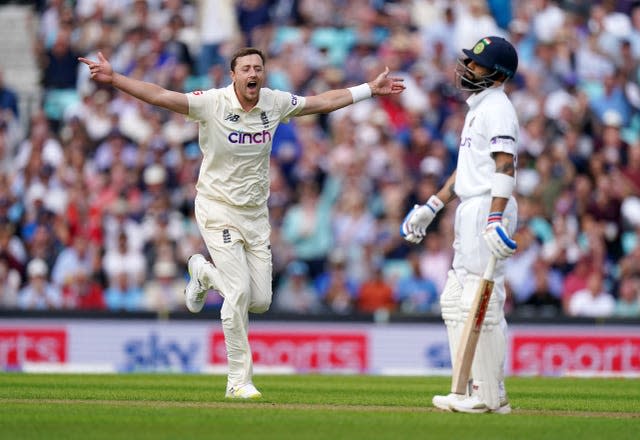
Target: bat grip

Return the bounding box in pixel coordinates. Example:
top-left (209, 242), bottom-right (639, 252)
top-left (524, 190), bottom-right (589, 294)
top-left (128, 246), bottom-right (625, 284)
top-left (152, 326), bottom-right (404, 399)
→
top-left (483, 255), bottom-right (497, 280)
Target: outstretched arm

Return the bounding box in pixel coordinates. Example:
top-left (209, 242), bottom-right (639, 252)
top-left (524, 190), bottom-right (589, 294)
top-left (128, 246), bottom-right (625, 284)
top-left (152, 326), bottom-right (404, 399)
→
top-left (297, 66), bottom-right (405, 116)
top-left (78, 51), bottom-right (189, 115)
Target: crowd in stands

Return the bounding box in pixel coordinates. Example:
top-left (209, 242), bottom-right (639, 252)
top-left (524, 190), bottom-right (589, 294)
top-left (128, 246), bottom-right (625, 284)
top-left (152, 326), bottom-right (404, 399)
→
top-left (0, 0), bottom-right (639, 319)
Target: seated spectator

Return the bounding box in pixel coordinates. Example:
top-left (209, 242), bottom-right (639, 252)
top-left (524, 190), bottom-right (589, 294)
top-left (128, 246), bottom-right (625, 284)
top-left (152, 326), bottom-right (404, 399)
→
top-left (418, 232), bottom-right (452, 294)
top-left (17, 258), bottom-right (63, 310)
top-left (281, 179), bottom-right (334, 281)
top-left (51, 233), bottom-right (95, 288)
top-left (356, 260), bottom-right (396, 314)
top-left (273, 261), bottom-right (322, 314)
top-left (0, 254), bottom-right (21, 309)
top-left (104, 269), bottom-right (147, 312)
top-left (61, 267), bottom-right (106, 310)
top-left (613, 275), bottom-right (640, 318)
top-left (395, 250), bottom-right (438, 313)
top-left (144, 260), bottom-right (186, 313)
top-left (316, 250), bottom-right (359, 315)
top-left (518, 258), bottom-right (563, 318)
top-left (568, 271), bottom-right (616, 318)
top-left (561, 254), bottom-right (596, 315)
top-left (103, 231), bottom-right (147, 288)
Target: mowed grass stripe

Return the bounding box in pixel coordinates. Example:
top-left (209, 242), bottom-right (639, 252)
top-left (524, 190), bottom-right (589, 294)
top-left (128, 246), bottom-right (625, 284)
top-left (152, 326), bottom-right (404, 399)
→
top-left (1, 397), bottom-right (639, 418)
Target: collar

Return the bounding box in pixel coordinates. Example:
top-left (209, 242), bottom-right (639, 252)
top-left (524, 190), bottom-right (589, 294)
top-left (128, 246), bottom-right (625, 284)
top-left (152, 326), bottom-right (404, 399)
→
top-left (226, 83), bottom-right (264, 112)
top-left (466, 84), bottom-right (504, 109)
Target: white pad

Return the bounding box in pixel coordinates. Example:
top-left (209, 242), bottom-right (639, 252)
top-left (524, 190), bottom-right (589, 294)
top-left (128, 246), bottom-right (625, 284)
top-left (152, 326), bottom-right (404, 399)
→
top-left (440, 270), bottom-right (465, 391)
top-left (460, 275), bottom-right (506, 410)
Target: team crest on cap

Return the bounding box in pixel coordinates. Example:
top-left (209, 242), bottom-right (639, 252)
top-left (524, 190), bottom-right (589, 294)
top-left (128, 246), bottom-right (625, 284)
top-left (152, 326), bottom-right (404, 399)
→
top-left (473, 38), bottom-right (492, 54)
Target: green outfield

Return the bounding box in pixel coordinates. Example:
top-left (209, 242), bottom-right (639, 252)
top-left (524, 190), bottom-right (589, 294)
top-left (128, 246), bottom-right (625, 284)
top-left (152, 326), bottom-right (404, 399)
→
top-left (0, 373), bottom-right (638, 440)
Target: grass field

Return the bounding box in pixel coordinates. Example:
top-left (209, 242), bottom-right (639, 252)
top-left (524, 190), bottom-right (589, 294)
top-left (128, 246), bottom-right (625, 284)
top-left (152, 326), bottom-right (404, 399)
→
top-left (1, 373), bottom-right (639, 440)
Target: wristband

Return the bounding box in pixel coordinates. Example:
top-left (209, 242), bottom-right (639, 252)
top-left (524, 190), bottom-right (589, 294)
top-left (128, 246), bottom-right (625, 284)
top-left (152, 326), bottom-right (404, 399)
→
top-left (487, 212), bottom-right (503, 224)
top-left (426, 195), bottom-right (444, 213)
top-left (490, 173), bottom-right (515, 199)
top-left (348, 83), bottom-right (372, 103)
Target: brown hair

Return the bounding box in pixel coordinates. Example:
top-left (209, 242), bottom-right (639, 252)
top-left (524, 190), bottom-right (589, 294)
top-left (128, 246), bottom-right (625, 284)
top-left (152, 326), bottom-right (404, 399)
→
top-left (230, 47), bottom-right (266, 71)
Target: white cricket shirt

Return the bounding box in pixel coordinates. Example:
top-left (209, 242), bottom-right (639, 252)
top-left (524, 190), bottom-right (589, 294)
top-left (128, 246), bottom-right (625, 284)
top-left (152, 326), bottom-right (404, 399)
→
top-left (187, 85), bottom-right (305, 207)
top-left (454, 85), bottom-right (519, 201)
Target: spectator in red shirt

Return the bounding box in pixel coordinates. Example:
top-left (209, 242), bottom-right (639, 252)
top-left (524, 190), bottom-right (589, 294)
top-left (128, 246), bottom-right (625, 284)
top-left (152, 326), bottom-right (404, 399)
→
top-left (356, 260), bottom-right (396, 314)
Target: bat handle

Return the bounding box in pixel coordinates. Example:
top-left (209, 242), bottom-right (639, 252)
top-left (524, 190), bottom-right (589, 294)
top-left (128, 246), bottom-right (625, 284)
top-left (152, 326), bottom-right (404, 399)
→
top-left (483, 254), bottom-right (497, 280)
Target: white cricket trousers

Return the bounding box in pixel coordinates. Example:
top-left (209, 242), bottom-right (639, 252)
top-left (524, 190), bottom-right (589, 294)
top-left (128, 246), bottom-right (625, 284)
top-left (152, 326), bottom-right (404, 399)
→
top-left (451, 194), bottom-right (518, 297)
top-left (194, 194), bottom-right (273, 387)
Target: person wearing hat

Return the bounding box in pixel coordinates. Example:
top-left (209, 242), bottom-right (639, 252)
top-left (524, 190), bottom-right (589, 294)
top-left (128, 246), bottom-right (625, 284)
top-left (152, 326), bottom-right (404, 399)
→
top-left (401, 36), bottom-right (519, 414)
top-left (17, 258), bottom-right (63, 310)
top-left (79, 46), bottom-right (405, 399)
top-left (273, 260), bottom-right (321, 314)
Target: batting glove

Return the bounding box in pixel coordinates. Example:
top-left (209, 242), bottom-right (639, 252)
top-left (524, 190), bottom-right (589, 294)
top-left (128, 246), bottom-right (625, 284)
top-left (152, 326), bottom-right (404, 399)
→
top-left (482, 212), bottom-right (517, 259)
top-left (400, 195), bottom-right (444, 244)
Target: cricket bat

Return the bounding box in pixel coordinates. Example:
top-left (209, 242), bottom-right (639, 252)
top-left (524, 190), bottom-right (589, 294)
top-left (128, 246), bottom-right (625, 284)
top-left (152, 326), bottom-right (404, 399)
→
top-left (450, 254), bottom-right (497, 395)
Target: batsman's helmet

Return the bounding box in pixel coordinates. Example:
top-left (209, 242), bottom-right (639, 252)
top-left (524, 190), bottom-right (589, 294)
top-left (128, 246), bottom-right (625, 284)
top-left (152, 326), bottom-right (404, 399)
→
top-left (462, 36), bottom-right (518, 79)
top-left (456, 36), bottom-right (518, 92)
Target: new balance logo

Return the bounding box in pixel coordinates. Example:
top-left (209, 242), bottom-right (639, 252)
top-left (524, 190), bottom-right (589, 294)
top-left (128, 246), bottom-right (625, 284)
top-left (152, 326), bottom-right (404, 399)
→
top-left (222, 229), bottom-right (231, 244)
top-left (225, 113), bottom-right (240, 122)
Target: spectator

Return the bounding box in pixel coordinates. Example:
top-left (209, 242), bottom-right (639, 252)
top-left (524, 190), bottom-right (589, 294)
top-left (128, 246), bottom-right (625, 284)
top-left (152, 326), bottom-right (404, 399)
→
top-left (144, 260), bottom-right (186, 313)
top-left (17, 258), bottom-right (63, 310)
top-left (0, 69), bottom-right (19, 120)
top-left (316, 250), bottom-right (359, 315)
top-left (518, 258), bottom-right (563, 318)
top-left (356, 260), bottom-right (396, 314)
top-left (395, 250), bottom-right (438, 313)
top-left (104, 269), bottom-right (147, 312)
top-left (0, 254), bottom-right (21, 309)
top-left (568, 271), bottom-right (616, 318)
top-left (281, 178), bottom-right (334, 281)
top-left (102, 231), bottom-right (147, 288)
top-left (613, 275), bottom-right (640, 318)
top-left (561, 254), bottom-right (596, 314)
top-left (51, 233), bottom-right (94, 288)
top-left (273, 260), bottom-right (322, 314)
top-left (61, 266), bottom-right (106, 310)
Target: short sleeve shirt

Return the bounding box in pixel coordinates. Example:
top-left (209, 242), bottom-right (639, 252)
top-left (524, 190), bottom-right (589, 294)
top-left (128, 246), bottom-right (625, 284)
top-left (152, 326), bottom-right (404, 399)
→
top-left (454, 85), bottom-right (519, 200)
top-left (187, 85), bottom-right (305, 207)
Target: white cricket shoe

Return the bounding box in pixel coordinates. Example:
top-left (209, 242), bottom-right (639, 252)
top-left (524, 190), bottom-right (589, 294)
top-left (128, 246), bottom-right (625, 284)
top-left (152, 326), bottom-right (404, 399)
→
top-left (184, 254), bottom-right (210, 313)
top-left (450, 395), bottom-right (491, 414)
top-left (492, 400), bottom-right (512, 415)
top-left (225, 383), bottom-right (262, 400)
top-left (432, 393), bottom-right (465, 412)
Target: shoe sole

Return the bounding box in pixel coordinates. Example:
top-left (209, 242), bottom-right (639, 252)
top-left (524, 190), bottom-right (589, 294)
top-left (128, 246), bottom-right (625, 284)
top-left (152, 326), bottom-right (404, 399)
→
top-left (492, 403), bottom-right (512, 414)
top-left (225, 393), bottom-right (262, 400)
top-left (185, 255), bottom-right (206, 313)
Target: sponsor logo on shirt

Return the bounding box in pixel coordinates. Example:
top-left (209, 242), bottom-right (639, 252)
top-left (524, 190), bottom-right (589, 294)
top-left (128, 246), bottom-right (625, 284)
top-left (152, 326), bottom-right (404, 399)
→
top-left (225, 113), bottom-right (240, 122)
top-left (228, 130), bottom-right (272, 144)
top-left (290, 94), bottom-right (298, 105)
top-left (460, 136), bottom-right (471, 148)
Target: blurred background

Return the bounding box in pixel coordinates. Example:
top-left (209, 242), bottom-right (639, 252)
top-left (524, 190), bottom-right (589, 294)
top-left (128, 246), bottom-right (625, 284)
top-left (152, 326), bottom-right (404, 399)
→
top-left (0, 0), bottom-right (638, 328)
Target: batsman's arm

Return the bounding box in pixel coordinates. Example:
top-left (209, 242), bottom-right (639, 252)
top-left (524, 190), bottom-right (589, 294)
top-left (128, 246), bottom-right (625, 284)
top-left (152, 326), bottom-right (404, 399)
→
top-left (435, 171), bottom-right (458, 204)
top-left (489, 152), bottom-right (515, 212)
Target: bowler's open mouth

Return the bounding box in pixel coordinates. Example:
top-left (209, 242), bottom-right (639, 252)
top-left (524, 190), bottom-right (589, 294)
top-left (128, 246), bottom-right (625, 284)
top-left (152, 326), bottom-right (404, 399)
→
top-left (248, 81), bottom-right (257, 90)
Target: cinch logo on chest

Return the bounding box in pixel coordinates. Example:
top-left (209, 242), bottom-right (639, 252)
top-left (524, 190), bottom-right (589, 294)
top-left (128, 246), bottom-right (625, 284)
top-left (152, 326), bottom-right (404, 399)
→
top-left (228, 130), bottom-right (272, 144)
